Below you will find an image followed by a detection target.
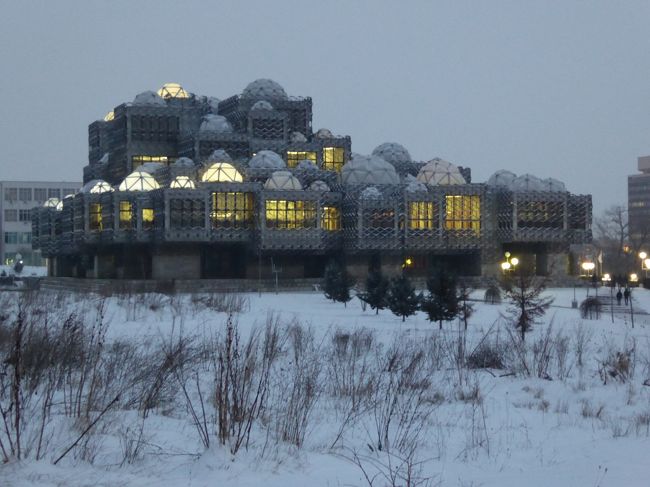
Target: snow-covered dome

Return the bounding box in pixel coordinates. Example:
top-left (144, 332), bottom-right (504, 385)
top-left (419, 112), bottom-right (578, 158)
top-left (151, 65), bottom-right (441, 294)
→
top-left (264, 171), bottom-right (303, 190)
top-left (55, 200), bottom-right (64, 211)
top-left (372, 142), bottom-right (412, 166)
top-left (118, 171), bottom-right (161, 191)
top-left (199, 114), bottom-right (233, 133)
top-left (511, 174), bottom-right (545, 192)
top-left (249, 150), bottom-right (286, 169)
top-left (296, 159), bottom-right (318, 171)
top-left (201, 163), bottom-right (243, 183)
top-left (417, 159), bottom-right (466, 185)
top-left (172, 157), bottom-right (196, 168)
top-left (44, 197), bottom-right (60, 208)
top-left (207, 96), bottom-right (220, 113)
top-left (157, 83), bottom-right (189, 100)
top-left (315, 128), bottom-right (333, 139)
top-left (360, 186), bottom-right (383, 200)
top-left (206, 149), bottom-right (232, 163)
top-left (340, 154), bottom-right (400, 185)
top-left (242, 79), bottom-right (288, 101)
top-left (290, 131), bottom-right (307, 143)
top-left (251, 100), bottom-right (273, 111)
top-left (405, 180), bottom-right (428, 193)
top-left (487, 170), bottom-right (517, 188)
top-left (138, 162), bottom-right (165, 174)
top-left (309, 180), bottom-right (330, 192)
top-left (81, 179), bottom-right (114, 194)
top-left (133, 91), bottom-right (166, 106)
top-left (542, 178), bottom-right (566, 192)
top-left (170, 176), bottom-right (196, 189)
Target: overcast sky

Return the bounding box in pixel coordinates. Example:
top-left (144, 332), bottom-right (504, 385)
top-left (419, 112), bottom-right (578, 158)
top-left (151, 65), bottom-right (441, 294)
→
top-left (1, 0), bottom-right (649, 215)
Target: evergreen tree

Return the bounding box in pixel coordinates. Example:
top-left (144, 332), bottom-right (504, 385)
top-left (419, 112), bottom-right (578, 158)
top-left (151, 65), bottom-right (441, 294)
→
top-left (386, 275), bottom-right (420, 322)
top-left (421, 265), bottom-right (459, 329)
top-left (323, 260), bottom-right (354, 306)
top-left (358, 267), bottom-right (389, 314)
top-left (501, 269), bottom-right (554, 341)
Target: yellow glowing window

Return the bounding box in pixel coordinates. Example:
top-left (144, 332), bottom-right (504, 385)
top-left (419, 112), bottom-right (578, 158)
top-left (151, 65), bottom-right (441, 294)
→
top-left (287, 151), bottom-right (317, 168)
top-left (265, 200), bottom-right (317, 229)
top-left (445, 195), bottom-right (480, 233)
top-left (323, 147), bottom-right (345, 172)
top-left (119, 201), bottom-right (133, 229)
top-left (104, 111), bottom-right (114, 122)
top-left (211, 192), bottom-right (253, 229)
top-left (132, 155), bottom-right (172, 170)
top-left (142, 208), bottom-right (154, 229)
top-left (89, 203), bottom-right (103, 231)
top-left (321, 206), bottom-right (341, 231)
top-left (408, 201), bottom-right (436, 230)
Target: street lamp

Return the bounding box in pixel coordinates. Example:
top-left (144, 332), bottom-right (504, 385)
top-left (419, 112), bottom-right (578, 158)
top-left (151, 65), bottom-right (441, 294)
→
top-left (500, 252), bottom-right (518, 273)
top-left (581, 261), bottom-right (595, 276)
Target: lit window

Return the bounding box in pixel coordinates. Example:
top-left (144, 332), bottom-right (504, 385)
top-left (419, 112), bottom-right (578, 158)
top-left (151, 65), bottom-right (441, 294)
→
top-left (89, 203), bottom-right (102, 231)
top-left (142, 208), bottom-right (154, 229)
top-left (265, 200), bottom-right (317, 229)
top-left (119, 201), bottom-right (133, 229)
top-left (132, 155), bottom-right (172, 169)
top-left (287, 151), bottom-right (317, 168)
top-left (211, 192), bottom-right (253, 229)
top-left (445, 195), bottom-right (480, 233)
top-left (408, 201), bottom-right (436, 230)
top-left (321, 206), bottom-right (341, 231)
top-left (323, 147), bottom-right (345, 172)
top-left (104, 111), bottom-right (115, 121)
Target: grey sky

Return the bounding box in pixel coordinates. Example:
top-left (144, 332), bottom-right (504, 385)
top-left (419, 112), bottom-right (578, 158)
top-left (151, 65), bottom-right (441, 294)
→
top-left (1, 1), bottom-right (648, 215)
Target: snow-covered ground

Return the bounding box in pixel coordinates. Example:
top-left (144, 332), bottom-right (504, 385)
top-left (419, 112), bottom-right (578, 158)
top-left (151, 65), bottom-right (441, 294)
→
top-left (0, 265), bottom-right (47, 277)
top-left (3, 286), bottom-right (650, 486)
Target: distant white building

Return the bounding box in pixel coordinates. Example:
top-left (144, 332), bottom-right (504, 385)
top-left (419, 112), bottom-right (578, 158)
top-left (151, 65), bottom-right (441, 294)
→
top-left (0, 180), bottom-right (80, 266)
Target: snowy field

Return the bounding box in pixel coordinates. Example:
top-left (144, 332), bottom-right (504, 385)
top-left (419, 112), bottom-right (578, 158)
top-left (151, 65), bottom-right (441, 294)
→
top-left (2, 286), bottom-right (650, 486)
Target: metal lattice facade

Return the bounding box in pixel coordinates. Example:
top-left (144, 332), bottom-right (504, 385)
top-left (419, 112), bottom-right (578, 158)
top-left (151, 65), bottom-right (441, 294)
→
top-left (33, 80), bottom-right (592, 280)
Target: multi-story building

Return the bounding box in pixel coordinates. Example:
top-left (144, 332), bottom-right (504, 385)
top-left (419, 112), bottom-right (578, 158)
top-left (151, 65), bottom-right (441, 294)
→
top-left (1, 181), bottom-right (80, 266)
top-left (32, 80), bottom-right (592, 280)
top-left (628, 156), bottom-right (650, 242)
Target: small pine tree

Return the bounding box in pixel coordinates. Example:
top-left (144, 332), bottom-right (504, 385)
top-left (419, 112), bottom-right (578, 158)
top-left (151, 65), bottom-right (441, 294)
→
top-left (386, 275), bottom-right (420, 322)
top-left (421, 266), bottom-right (459, 329)
top-left (502, 269), bottom-right (554, 341)
top-left (323, 260), bottom-right (353, 307)
top-left (358, 267), bottom-right (389, 314)
top-left (458, 279), bottom-right (474, 330)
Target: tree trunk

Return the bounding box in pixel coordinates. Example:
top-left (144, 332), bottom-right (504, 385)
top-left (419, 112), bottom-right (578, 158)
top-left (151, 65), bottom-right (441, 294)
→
top-left (402, 315), bottom-right (405, 322)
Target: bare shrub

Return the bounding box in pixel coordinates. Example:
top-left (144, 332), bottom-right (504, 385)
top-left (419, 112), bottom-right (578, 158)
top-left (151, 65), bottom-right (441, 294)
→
top-left (193, 293), bottom-right (249, 314)
top-left (598, 340), bottom-right (636, 385)
top-left (580, 399), bottom-right (605, 419)
top-left (483, 282), bottom-right (501, 304)
top-left (574, 322), bottom-right (593, 369)
top-left (467, 342), bottom-right (505, 370)
top-left (580, 297), bottom-right (602, 319)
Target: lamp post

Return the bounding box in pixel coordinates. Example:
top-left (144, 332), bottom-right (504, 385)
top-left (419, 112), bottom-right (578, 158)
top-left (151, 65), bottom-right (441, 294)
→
top-left (581, 261), bottom-right (595, 296)
top-left (501, 252), bottom-right (518, 274)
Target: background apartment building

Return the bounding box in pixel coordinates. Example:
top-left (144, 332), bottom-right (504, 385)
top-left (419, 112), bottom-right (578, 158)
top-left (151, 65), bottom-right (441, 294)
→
top-left (1, 181), bottom-right (80, 266)
top-left (628, 156), bottom-right (650, 242)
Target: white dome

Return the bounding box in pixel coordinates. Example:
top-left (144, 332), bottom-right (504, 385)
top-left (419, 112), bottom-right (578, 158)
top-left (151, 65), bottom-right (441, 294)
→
top-left (543, 178), bottom-right (566, 192)
top-left (118, 171), bottom-right (161, 191)
top-left (264, 171), bottom-right (303, 190)
top-left (405, 180), bottom-right (428, 193)
top-left (157, 83), bottom-right (189, 100)
top-left (251, 100), bottom-right (273, 111)
top-left (340, 154), bottom-right (400, 185)
top-left (511, 174), bottom-right (545, 192)
top-left (81, 179), bottom-right (114, 194)
top-left (170, 176), bottom-right (196, 189)
top-left (201, 162), bottom-right (243, 183)
top-left (360, 186), bottom-right (383, 200)
top-left (249, 150), bottom-right (286, 169)
top-left (487, 170), bottom-right (517, 187)
top-left (206, 149), bottom-right (232, 163)
top-left (309, 180), bottom-right (330, 192)
top-left (372, 142), bottom-right (412, 166)
top-left (242, 79), bottom-right (288, 100)
top-left (138, 162), bottom-right (165, 174)
top-left (44, 197), bottom-right (60, 208)
top-left (290, 131), bottom-right (307, 143)
top-left (315, 128), bottom-right (333, 139)
top-left (296, 159), bottom-right (318, 171)
top-left (133, 91), bottom-right (166, 106)
top-left (199, 114), bottom-right (233, 133)
top-left (417, 159), bottom-right (466, 185)
top-left (172, 157), bottom-right (196, 167)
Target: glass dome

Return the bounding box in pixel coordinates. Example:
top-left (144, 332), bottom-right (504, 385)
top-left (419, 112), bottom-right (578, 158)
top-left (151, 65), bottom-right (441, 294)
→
top-left (118, 171), bottom-right (161, 191)
top-left (157, 83), bottom-right (189, 99)
top-left (264, 171), bottom-right (303, 190)
top-left (417, 159), bottom-right (466, 185)
top-left (487, 170), bottom-right (517, 188)
top-left (170, 176), bottom-right (196, 189)
top-left (81, 179), bottom-right (114, 194)
top-left (249, 150), bottom-right (286, 169)
top-left (199, 114), bottom-right (233, 133)
top-left (372, 142), bottom-right (412, 166)
top-left (242, 79), bottom-right (288, 101)
top-left (340, 154), bottom-right (400, 185)
top-left (201, 163), bottom-right (243, 183)
top-left (44, 197), bottom-right (60, 208)
top-left (133, 91), bottom-right (166, 106)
